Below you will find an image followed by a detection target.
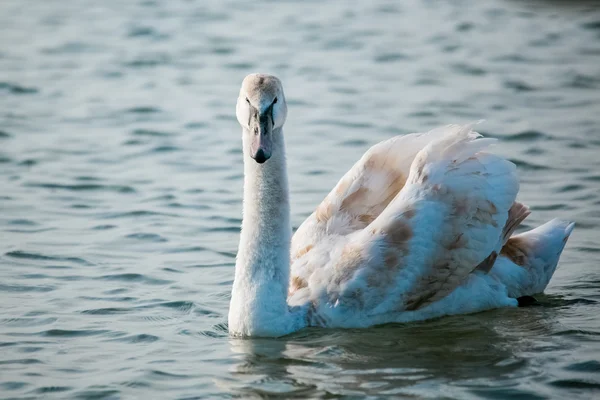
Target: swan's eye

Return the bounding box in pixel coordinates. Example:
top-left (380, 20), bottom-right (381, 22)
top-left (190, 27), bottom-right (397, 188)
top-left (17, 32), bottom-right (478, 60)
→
top-left (246, 97), bottom-right (250, 104)
top-left (273, 97), bottom-right (278, 104)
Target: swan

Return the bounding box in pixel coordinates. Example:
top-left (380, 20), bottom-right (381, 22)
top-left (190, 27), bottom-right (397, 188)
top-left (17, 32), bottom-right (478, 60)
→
top-left (228, 73), bottom-right (574, 337)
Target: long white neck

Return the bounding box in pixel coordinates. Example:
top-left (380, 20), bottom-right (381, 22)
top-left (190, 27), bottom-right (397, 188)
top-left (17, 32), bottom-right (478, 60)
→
top-left (228, 127), bottom-right (302, 337)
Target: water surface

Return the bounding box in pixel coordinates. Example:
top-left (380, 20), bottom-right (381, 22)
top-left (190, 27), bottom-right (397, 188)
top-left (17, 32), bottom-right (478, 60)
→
top-left (1, 0), bottom-right (600, 398)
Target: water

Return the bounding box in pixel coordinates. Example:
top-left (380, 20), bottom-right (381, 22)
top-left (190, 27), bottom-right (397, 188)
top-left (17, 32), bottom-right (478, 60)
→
top-left (1, 0), bottom-right (600, 398)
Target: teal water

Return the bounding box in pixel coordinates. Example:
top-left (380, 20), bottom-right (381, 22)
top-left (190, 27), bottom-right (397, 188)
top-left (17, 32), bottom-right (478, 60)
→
top-left (1, 0), bottom-right (600, 398)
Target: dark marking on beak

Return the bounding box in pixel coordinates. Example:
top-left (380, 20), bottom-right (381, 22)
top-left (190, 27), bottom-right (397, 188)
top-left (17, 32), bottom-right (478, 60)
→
top-left (253, 148), bottom-right (268, 163)
top-left (248, 98), bottom-right (277, 164)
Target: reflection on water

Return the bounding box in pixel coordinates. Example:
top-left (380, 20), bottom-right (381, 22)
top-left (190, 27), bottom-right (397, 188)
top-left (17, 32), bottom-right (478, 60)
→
top-left (226, 308), bottom-right (565, 398)
top-left (1, 0), bottom-right (600, 398)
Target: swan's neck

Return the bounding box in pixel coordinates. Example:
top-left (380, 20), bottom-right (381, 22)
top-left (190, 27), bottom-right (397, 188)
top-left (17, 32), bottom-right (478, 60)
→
top-left (229, 128), bottom-right (301, 337)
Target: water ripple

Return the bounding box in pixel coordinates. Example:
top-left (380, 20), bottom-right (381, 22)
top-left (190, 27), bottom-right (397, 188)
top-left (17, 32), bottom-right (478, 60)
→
top-left (99, 274), bottom-right (173, 285)
top-left (5, 251), bottom-right (92, 266)
top-left (107, 333), bottom-right (160, 343)
top-left (25, 182), bottom-right (136, 194)
top-left (41, 329), bottom-right (112, 338)
top-left (0, 82), bottom-right (38, 95)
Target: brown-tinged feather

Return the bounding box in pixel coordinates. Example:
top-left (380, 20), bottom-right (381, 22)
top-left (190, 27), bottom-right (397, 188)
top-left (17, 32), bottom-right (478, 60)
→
top-left (340, 187), bottom-right (370, 212)
top-left (384, 218), bottom-right (413, 246)
top-left (474, 207), bottom-right (498, 227)
top-left (453, 197), bottom-right (469, 216)
top-left (384, 249), bottom-right (399, 269)
top-left (333, 244), bottom-right (364, 285)
top-left (502, 202), bottom-right (531, 244)
top-left (403, 208), bottom-right (416, 219)
top-left (290, 276), bottom-right (308, 292)
top-left (365, 150), bottom-right (390, 171)
top-left (294, 244), bottom-right (313, 260)
top-left (487, 200), bottom-right (498, 214)
top-left (404, 261), bottom-right (454, 311)
top-left (447, 233), bottom-right (466, 250)
top-left (380, 175), bottom-right (406, 208)
top-left (359, 214), bottom-right (376, 224)
top-left (474, 251), bottom-right (498, 273)
top-left (315, 200), bottom-right (334, 223)
top-left (501, 236), bottom-right (530, 267)
top-left (335, 178), bottom-right (350, 196)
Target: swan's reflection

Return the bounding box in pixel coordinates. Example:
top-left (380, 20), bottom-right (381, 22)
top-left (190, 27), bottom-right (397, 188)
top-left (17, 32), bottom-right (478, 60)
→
top-left (225, 305), bottom-right (560, 398)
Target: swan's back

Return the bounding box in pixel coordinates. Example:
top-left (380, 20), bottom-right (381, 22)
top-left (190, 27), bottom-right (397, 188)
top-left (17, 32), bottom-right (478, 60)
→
top-left (291, 126), bottom-right (449, 258)
top-left (288, 124), bottom-right (525, 325)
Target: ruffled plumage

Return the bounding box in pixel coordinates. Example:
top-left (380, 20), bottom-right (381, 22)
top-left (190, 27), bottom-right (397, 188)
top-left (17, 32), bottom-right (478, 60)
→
top-left (287, 123), bottom-right (573, 328)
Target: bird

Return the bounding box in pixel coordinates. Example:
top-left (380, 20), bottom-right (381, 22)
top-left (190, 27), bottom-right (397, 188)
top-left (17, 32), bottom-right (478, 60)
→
top-left (228, 73), bottom-right (574, 337)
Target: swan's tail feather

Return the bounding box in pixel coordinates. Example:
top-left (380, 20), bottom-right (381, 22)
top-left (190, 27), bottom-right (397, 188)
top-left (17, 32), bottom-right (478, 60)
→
top-left (474, 202), bottom-right (531, 274)
top-left (495, 219), bottom-right (574, 297)
top-left (502, 202), bottom-right (531, 245)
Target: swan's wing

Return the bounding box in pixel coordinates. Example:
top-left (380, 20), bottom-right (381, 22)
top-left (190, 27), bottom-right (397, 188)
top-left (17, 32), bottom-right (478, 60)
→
top-left (365, 124), bottom-right (519, 312)
top-left (291, 124), bottom-right (520, 314)
top-left (291, 127), bottom-right (448, 262)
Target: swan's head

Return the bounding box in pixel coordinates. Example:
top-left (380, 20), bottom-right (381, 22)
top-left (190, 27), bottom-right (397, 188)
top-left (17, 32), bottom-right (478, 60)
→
top-left (236, 73), bottom-right (287, 164)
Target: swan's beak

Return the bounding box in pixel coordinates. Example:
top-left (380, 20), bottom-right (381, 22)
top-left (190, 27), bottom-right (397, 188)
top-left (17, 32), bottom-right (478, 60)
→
top-left (249, 111), bottom-right (273, 164)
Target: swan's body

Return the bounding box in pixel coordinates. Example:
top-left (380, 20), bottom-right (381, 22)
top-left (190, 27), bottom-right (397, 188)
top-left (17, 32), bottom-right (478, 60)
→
top-left (229, 74), bottom-right (574, 337)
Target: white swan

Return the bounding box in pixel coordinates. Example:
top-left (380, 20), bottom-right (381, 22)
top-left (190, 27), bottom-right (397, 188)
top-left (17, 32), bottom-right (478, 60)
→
top-left (228, 73), bottom-right (574, 337)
